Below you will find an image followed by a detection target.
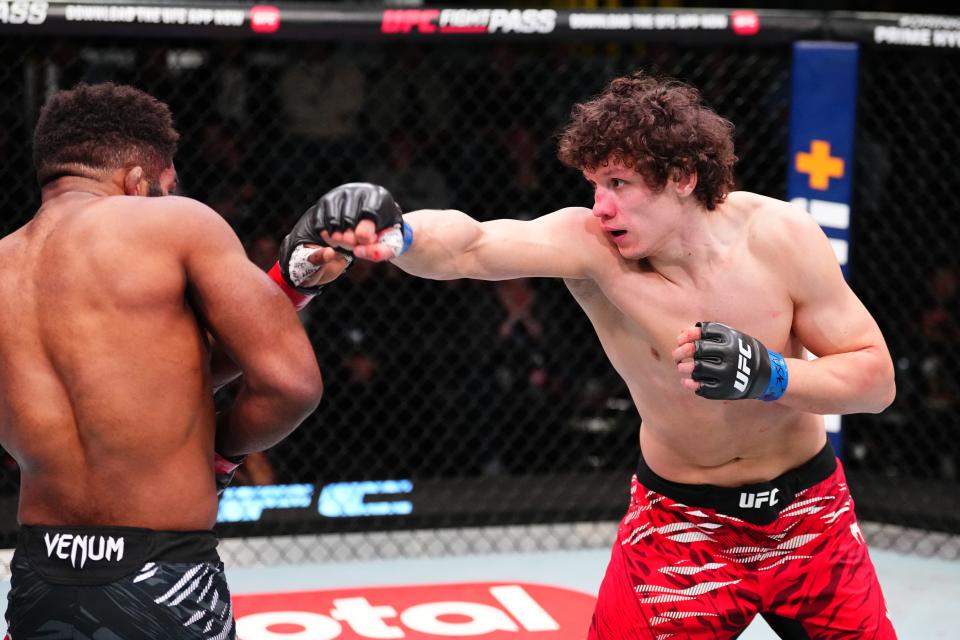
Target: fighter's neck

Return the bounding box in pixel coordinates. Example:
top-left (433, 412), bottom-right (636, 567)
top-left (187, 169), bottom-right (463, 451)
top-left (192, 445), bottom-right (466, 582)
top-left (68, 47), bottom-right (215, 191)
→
top-left (645, 202), bottom-right (740, 285)
top-left (40, 176), bottom-right (123, 202)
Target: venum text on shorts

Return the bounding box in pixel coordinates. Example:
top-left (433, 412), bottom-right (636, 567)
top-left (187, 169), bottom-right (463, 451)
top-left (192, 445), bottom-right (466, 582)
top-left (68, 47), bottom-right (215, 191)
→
top-left (43, 532), bottom-right (125, 569)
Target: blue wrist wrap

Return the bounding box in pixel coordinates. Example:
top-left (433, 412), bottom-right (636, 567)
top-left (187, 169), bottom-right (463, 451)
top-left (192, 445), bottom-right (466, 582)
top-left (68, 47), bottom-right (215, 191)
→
top-left (759, 350), bottom-right (788, 401)
top-left (400, 220), bottom-right (414, 255)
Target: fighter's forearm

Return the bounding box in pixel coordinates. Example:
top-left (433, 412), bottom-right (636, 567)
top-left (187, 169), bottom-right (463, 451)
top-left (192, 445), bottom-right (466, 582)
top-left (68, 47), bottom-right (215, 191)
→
top-left (209, 251), bottom-right (323, 391)
top-left (209, 338), bottom-right (242, 391)
top-left (681, 323), bottom-right (895, 415)
top-left (777, 348), bottom-right (896, 415)
top-left (392, 209), bottom-right (488, 280)
top-left (215, 376), bottom-right (321, 456)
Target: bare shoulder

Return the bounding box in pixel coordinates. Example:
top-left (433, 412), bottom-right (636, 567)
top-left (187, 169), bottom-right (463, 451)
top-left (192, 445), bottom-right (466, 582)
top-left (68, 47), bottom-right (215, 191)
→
top-left (537, 205), bottom-right (615, 273)
top-left (0, 224), bottom-right (25, 254)
top-left (0, 229), bottom-right (26, 277)
top-left (115, 195), bottom-right (239, 248)
top-left (129, 195), bottom-right (228, 231)
top-left (540, 205), bottom-right (598, 230)
top-left (535, 206), bottom-right (610, 250)
top-left (542, 205), bottom-right (595, 222)
top-left (731, 192), bottom-right (823, 256)
top-left (731, 192), bottom-right (842, 300)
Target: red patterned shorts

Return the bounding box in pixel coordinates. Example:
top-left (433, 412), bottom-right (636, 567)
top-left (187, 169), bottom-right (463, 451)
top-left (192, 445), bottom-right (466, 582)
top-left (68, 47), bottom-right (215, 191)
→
top-left (588, 443), bottom-right (897, 639)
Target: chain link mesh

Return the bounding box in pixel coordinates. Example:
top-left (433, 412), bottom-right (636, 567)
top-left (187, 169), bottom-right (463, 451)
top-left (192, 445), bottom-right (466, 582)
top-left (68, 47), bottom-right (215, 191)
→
top-left (0, 33), bottom-right (955, 561)
top-left (843, 48), bottom-right (960, 555)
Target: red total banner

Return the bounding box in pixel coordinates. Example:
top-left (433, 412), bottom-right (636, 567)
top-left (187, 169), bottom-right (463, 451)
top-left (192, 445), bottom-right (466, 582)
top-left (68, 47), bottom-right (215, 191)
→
top-left (233, 582), bottom-right (597, 640)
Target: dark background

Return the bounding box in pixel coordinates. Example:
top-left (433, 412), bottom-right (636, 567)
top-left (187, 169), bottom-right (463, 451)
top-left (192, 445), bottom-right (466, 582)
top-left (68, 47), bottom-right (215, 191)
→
top-left (0, 3), bottom-right (957, 554)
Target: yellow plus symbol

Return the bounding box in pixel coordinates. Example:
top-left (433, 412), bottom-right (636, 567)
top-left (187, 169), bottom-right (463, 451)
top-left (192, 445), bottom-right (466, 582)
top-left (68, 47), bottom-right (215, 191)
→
top-left (795, 140), bottom-right (844, 190)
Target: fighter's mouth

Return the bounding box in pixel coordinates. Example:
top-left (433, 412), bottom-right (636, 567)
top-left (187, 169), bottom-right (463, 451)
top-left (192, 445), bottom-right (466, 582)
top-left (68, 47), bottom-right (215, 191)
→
top-left (610, 230), bottom-right (627, 237)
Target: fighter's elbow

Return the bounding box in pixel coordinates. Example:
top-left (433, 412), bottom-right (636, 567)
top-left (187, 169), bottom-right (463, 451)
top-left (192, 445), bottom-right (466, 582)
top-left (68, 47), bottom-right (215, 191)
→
top-left (260, 358), bottom-right (323, 420)
top-left (864, 357), bottom-right (897, 413)
top-left (874, 377), bottom-right (897, 413)
top-left (287, 366), bottom-right (324, 417)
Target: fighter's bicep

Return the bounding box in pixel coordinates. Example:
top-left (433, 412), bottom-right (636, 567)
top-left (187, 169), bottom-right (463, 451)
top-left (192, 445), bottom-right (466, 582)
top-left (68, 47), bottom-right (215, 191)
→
top-left (789, 220), bottom-right (881, 357)
top-left (467, 208), bottom-right (594, 280)
top-left (176, 207), bottom-right (312, 375)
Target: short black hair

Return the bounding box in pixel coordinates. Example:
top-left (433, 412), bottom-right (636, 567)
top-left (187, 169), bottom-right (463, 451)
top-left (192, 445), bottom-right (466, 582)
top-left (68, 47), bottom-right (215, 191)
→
top-left (33, 82), bottom-right (179, 186)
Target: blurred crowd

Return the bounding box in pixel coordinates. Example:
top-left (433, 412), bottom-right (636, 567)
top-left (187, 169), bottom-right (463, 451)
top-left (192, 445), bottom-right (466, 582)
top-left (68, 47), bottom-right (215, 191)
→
top-left (0, 38), bottom-right (955, 500)
top-left (0, 41), bottom-right (638, 495)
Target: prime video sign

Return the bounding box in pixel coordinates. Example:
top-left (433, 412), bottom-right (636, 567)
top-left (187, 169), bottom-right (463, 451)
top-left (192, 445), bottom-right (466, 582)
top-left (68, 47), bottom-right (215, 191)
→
top-left (217, 480), bottom-right (414, 523)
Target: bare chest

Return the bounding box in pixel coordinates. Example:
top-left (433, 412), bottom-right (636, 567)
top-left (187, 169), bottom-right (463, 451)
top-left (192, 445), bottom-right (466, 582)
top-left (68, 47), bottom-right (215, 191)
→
top-left (566, 263), bottom-right (794, 383)
top-left (562, 247), bottom-right (822, 479)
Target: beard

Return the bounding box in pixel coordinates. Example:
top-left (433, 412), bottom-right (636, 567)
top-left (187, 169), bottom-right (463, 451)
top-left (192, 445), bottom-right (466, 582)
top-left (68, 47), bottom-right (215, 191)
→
top-left (146, 180), bottom-right (165, 197)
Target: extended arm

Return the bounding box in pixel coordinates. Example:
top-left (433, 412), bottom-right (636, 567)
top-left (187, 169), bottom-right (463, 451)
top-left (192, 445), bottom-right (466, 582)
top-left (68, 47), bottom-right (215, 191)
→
top-left (287, 183), bottom-right (597, 280)
top-left (389, 208), bottom-right (593, 281)
top-left (313, 183), bottom-right (599, 281)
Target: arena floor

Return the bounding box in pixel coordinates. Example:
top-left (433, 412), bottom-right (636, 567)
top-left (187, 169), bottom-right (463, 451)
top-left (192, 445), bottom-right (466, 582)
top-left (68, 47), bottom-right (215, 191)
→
top-left (1, 528), bottom-right (955, 639)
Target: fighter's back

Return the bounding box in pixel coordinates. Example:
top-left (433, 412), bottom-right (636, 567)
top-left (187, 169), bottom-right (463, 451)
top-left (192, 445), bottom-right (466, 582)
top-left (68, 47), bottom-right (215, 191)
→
top-left (0, 193), bottom-right (217, 529)
top-left (1, 81), bottom-right (328, 639)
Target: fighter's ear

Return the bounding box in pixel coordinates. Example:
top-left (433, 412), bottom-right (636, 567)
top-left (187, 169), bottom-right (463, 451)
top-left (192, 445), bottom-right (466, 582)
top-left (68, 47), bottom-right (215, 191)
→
top-left (672, 166), bottom-right (697, 198)
top-left (123, 166), bottom-right (147, 196)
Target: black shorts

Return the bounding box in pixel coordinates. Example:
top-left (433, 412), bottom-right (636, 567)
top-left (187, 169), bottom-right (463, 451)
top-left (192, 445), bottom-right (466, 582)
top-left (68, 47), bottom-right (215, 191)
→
top-left (5, 525), bottom-right (235, 640)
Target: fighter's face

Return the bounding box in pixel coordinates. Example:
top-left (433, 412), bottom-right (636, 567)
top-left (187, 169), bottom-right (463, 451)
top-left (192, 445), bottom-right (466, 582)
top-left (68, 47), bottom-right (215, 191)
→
top-left (583, 160), bottom-right (675, 260)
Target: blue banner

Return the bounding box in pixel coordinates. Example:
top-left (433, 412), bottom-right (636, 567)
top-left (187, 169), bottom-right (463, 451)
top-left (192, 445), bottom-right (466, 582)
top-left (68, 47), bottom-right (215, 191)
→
top-left (787, 41), bottom-right (859, 455)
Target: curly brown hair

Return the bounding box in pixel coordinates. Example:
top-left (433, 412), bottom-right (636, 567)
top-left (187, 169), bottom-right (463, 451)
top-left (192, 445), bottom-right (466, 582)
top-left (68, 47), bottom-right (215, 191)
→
top-left (33, 83), bottom-right (180, 187)
top-left (557, 71), bottom-right (736, 210)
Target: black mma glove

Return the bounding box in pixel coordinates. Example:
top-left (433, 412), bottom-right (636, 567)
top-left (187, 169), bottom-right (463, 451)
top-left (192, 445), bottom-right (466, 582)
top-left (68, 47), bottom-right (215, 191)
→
top-left (277, 183), bottom-right (403, 295)
top-left (692, 322), bottom-right (788, 401)
top-left (314, 182), bottom-right (403, 234)
top-left (214, 452), bottom-right (247, 497)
